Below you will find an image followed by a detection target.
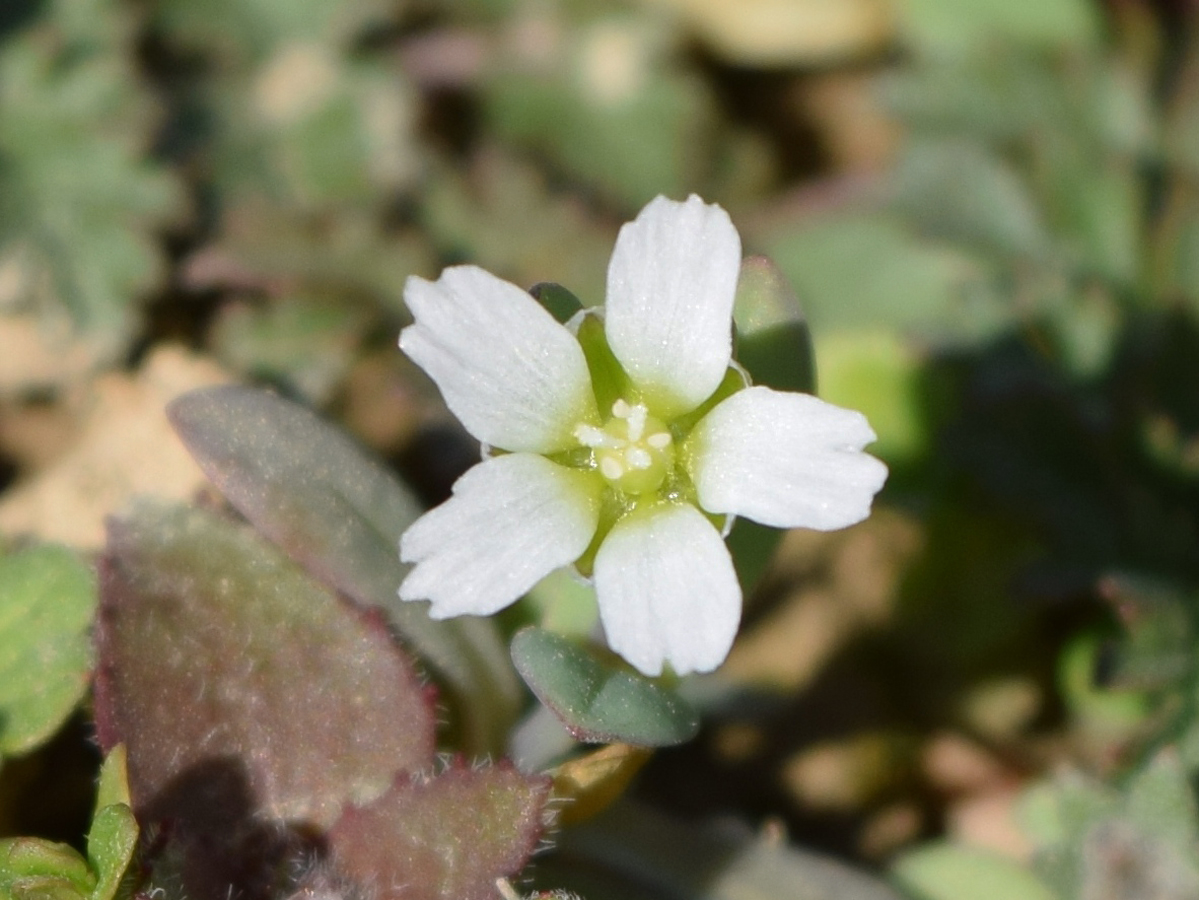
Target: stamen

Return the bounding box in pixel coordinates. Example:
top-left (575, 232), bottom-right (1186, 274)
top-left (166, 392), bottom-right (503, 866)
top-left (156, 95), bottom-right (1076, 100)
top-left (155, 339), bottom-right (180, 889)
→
top-left (626, 404), bottom-right (648, 441)
top-left (600, 457), bottom-right (625, 480)
top-left (575, 424), bottom-right (619, 449)
top-left (581, 398), bottom-right (675, 495)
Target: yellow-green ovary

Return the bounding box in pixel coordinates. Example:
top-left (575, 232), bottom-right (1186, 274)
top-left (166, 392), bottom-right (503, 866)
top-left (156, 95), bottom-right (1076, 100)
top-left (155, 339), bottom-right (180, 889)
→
top-left (574, 399), bottom-right (674, 496)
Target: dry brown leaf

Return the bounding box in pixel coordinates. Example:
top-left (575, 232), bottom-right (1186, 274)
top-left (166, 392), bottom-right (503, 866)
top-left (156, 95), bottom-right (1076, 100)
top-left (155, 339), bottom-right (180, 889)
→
top-left (0, 345), bottom-right (232, 548)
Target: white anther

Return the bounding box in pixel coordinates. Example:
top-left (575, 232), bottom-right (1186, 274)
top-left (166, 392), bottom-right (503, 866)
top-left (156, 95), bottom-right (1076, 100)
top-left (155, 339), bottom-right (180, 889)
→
top-left (575, 424), bottom-right (619, 449)
top-left (612, 399), bottom-right (633, 419)
top-left (600, 457), bottom-right (625, 480)
top-left (647, 432), bottom-right (671, 449)
top-left (625, 447), bottom-right (652, 470)
top-left (626, 404), bottom-right (648, 441)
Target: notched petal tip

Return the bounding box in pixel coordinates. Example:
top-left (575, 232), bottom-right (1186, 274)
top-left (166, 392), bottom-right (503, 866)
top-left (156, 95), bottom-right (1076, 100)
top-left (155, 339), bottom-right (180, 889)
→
top-left (594, 503), bottom-right (741, 677)
top-left (398, 453), bottom-right (602, 620)
top-left (686, 386), bottom-right (888, 532)
top-left (604, 195), bottom-right (742, 419)
top-left (400, 265), bottom-right (597, 454)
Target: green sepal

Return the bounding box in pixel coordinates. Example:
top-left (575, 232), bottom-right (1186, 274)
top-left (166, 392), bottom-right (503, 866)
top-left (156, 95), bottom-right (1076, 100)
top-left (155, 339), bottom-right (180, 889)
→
top-left (733, 255), bottom-right (816, 395)
top-left (530, 282), bottom-right (584, 324)
top-left (574, 313), bottom-right (630, 416)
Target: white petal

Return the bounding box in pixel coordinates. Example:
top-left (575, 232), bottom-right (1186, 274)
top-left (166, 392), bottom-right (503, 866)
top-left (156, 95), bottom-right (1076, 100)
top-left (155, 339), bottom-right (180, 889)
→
top-left (400, 454), bottom-right (601, 618)
top-left (401, 265), bottom-right (598, 453)
top-left (594, 503), bottom-right (741, 676)
top-left (604, 195), bottom-right (741, 419)
top-left (685, 386), bottom-right (888, 531)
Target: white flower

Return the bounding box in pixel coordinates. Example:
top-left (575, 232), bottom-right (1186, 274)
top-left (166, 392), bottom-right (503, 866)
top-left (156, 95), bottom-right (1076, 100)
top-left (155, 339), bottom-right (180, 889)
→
top-left (398, 195), bottom-right (887, 677)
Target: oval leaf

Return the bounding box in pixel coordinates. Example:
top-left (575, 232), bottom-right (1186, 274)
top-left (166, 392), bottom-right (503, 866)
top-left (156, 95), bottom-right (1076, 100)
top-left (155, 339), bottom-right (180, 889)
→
top-left (533, 799), bottom-right (906, 900)
top-left (94, 500), bottom-right (435, 828)
top-left (511, 627), bottom-right (699, 747)
top-left (167, 385), bottom-right (520, 755)
top-left (86, 804), bottom-right (138, 900)
top-left (0, 545), bottom-right (96, 758)
top-left (88, 746), bottom-right (139, 900)
top-left (0, 838), bottom-right (93, 900)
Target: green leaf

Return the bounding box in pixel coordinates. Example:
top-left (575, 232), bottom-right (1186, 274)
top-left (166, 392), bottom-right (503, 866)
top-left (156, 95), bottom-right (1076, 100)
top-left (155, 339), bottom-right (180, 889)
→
top-left (95, 500), bottom-right (436, 827)
top-left (1018, 756), bottom-right (1199, 898)
top-left (86, 805), bottom-right (138, 900)
top-left (152, 0), bottom-right (395, 65)
top-left (94, 745), bottom-right (132, 813)
top-left (186, 199), bottom-right (430, 315)
top-left (0, 746), bottom-right (140, 900)
top-left (1057, 632), bottom-right (1152, 737)
top-left (209, 292), bottom-right (373, 404)
top-left (211, 55), bottom-right (420, 208)
top-left (421, 150), bottom-right (613, 308)
top-left (0, 30), bottom-right (183, 356)
top-left (0, 848), bottom-right (89, 900)
top-left (0, 545), bottom-right (96, 758)
top-left (510, 627), bottom-right (699, 747)
top-left (1124, 752), bottom-right (1199, 849)
top-left (893, 139), bottom-right (1050, 263)
top-left (168, 386), bottom-right (521, 756)
top-left (532, 799), bottom-right (906, 900)
top-left (0, 838), bottom-right (94, 900)
top-left (1048, 160), bottom-right (1140, 286)
top-left (1093, 576), bottom-right (1192, 692)
top-left (814, 331), bottom-right (927, 463)
top-left (88, 747), bottom-right (138, 900)
top-left (891, 843), bottom-right (1058, 900)
top-left (484, 17), bottom-right (714, 208)
top-left (328, 763), bottom-right (552, 900)
top-left (759, 211), bottom-right (1005, 342)
top-left (900, 0), bottom-right (1100, 55)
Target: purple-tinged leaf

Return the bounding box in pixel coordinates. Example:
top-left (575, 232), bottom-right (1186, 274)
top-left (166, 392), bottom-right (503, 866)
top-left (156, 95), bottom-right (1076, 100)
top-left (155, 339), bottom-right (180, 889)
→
top-left (329, 763), bottom-right (552, 900)
top-left (511, 628), bottom-right (699, 747)
top-left (94, 500), bottom-right (435, 829)
top-left (167, 385), bottom-right (520, 756)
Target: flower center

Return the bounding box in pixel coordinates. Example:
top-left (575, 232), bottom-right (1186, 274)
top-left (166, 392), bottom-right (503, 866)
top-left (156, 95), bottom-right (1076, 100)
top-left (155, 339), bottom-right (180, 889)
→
top-left (574, 399), bottom-right (674, 496)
